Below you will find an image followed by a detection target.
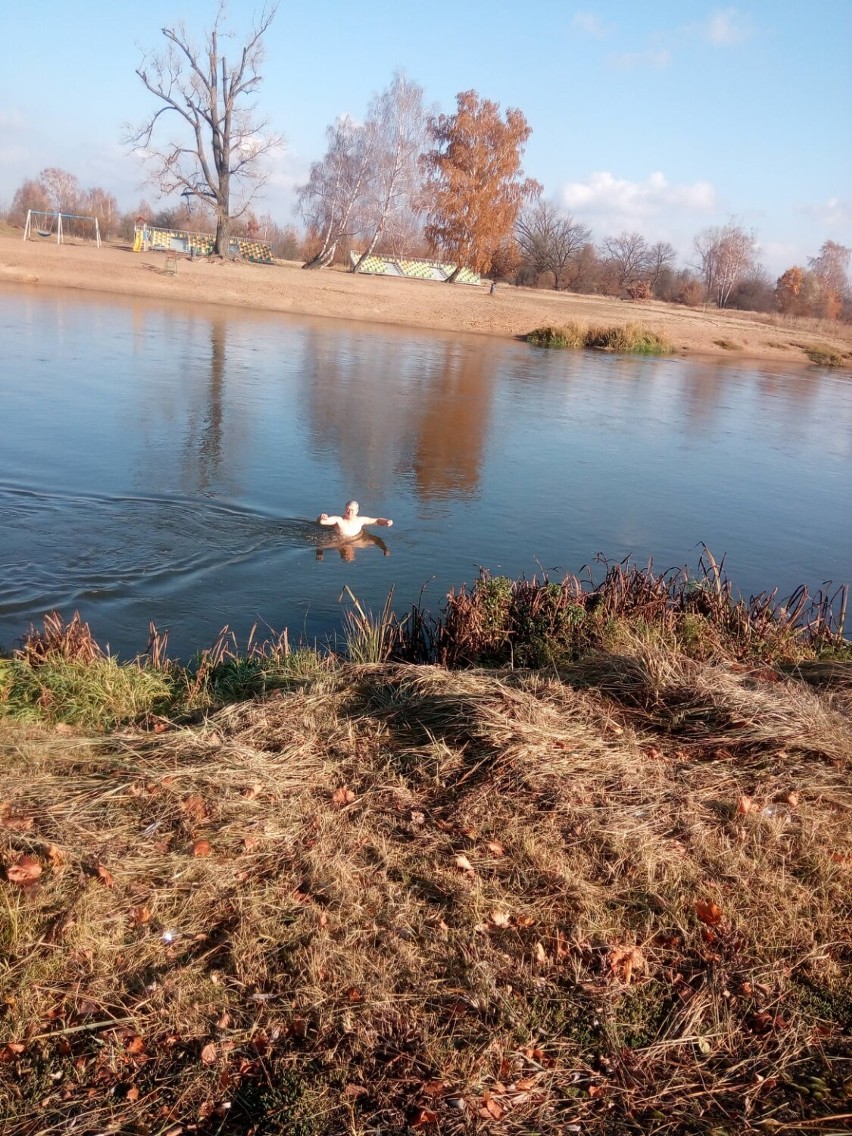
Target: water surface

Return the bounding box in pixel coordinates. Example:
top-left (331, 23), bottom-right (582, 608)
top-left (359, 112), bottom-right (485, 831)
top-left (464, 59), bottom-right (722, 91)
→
top-left (2, 288), bottom-right (850, 657)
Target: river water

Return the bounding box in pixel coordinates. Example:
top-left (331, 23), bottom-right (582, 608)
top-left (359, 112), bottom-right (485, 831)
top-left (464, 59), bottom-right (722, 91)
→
top-left (1, 288), bottom-right (850, 658)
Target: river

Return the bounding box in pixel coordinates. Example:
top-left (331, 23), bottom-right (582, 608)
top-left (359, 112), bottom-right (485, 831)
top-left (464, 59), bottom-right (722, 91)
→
top-left (1, 288), bottom-right (850, 658)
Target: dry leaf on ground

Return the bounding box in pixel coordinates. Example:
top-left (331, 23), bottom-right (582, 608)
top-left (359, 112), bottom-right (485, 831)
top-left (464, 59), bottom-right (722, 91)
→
top-left (6, 856), bottom-right (43, 886)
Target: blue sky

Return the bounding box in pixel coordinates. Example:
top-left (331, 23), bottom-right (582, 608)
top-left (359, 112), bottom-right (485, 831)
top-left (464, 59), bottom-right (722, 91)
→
top-left (2, 1), bottom-right (850, 276)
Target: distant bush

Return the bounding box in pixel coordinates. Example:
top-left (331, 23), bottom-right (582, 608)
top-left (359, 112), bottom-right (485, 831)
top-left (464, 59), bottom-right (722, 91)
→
top-left (677, 280), bottom-right (705, 307)
top-left (626, 279), bottom-right (653, 301)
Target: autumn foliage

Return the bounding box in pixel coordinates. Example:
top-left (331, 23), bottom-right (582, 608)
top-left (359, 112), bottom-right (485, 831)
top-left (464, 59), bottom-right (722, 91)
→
top-left (422, 90), bottom-right (539, 280)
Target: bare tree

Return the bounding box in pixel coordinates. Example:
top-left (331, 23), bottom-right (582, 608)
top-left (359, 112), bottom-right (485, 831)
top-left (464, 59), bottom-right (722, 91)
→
top-left (694, 221), bottom-right (756, 308)
top-left (515, 198), bottom-right (591, 290)
top-left (646, 240), bottom-right (677, 289)
top-left (39, 168), bottom-right (80, 213)
top-left (600, 231), bottom-right (650, 292)
top-left (9, 177), bottom-right (50, 225)
top-left (297, 115), bottom-right (376, 268)
top-left (351, 72), bottom-right (428, 271)
top-left (128, 4), bottom-right (281, 256)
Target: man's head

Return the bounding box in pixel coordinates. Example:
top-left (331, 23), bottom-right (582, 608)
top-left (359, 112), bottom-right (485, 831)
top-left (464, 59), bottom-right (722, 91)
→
top-left (344, 500), bottom-right (359, 519)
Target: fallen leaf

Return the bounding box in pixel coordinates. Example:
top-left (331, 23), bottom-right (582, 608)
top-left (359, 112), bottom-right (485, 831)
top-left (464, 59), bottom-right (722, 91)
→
top-left (200, 1042), bottom-right (217, 1065)
top-left (486, 841), bottom-right (505, 856)
top-left (785, 790), bottom-right (800, 808)
top-left (490, 910), bottom-right (511, 928)
top-left (534, 940), bottom-right (547, 964)
top-left (46, 845), bottom-right (65, 868)
top-left (192, 839), bottom-right (212, 858)
top-left (126, 1084), bottom-right (140, 1101)
top-left (346, 987), bottom-right (363, 1003)
top-left (130, 905), bottom-right (151, 925)
top-left (343, 1083), bottom-right (367, 1098)
top-left (96, 864), bottom-right (115, 887)
top-left (480, 1096), bottom-right (505, 1120)
top-left (242, 783), bottom-right (263, 800)
top-left (514, 914), bottom-right (536, 928)
top-left (736, 795), bottom-right (753, 815)
top-left (0, 1043), bottom-right (26, 1061)
top-left (182, 794), bottom-right (207, 823)
top-left (421, 1080), bottom-right (445, 1097)
top-left (125, 1035), bottom-right (145, 1055)
top-left (695, 899), bottom-right (724, 926)
top-left (454, 853), bottom-right (475, 873)
top-left (609, 945), bottom-right (646, 984)
top-left (515, 1077), bottom-right (538, 1091)
top-left (6, 855), bottom-right (42, 886)
top-left (332, 786), bottom-right (356, 806)
top-left (409, 1106), bottom-right (437, 1128)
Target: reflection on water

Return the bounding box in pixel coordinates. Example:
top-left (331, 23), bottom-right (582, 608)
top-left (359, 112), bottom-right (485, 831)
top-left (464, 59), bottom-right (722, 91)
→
top-left (301, 330), bottom-right (497, 499)
top-left (1, 288), bottom-right (850, 658)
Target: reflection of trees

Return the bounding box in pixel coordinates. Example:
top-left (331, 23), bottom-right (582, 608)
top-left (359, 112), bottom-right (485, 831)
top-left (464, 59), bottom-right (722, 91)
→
top-left (187, 318), bottom-right (225, 493)
top-left (303, 330), bottom-right (497, 502)
top-left (407, 344), bottom-right (491, 499)
top-left (133, 311), bottom-right (244, 497)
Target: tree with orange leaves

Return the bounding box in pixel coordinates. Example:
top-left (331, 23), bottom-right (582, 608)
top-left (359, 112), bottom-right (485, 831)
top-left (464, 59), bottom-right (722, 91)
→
top-left (422, 90), bottom-right (539, 282)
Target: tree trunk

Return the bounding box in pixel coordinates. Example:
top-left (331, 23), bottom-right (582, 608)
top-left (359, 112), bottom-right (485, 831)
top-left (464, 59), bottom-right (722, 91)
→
top-left (214, 213), bottom-right (231, 257)
top-left (446, 264), bottom-right (461, 283)
top-left (302, 243), bottom-right (337, 269)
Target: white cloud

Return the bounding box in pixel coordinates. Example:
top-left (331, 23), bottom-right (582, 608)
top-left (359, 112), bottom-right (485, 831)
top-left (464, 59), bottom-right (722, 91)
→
top-left (558, 171), bottom-right (720, 264)
top-left (702, 7), bottom-right (753, 46)
top-left (561, 170), bottom-right (717, 221)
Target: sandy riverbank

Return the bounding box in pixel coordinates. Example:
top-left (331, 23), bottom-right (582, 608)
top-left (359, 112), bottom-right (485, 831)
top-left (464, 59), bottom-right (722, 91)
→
top-left (2, 233), bottom-right (851, 367)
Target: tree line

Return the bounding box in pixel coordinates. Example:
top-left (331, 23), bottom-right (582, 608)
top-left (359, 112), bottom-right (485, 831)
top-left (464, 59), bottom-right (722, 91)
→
top-left (3, 4), bottom-right (849, 321)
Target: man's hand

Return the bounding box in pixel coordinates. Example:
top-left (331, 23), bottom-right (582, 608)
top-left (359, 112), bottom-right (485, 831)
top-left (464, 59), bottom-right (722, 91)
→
top-left (377, 518), bottom-right (393, 527)
top-left (317, 513), bottom-right (329, 523)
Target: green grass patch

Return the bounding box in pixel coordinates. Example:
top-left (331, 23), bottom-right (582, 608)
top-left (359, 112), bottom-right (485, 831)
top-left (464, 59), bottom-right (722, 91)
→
top-left (526, 321), bottom-right (671, 355)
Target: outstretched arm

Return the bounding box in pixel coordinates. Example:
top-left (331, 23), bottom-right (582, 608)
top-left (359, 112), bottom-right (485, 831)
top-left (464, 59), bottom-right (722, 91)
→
top-left (358, 516), bottom-right (393, 527)
top-left (317, 513), bottom-right (341, 526)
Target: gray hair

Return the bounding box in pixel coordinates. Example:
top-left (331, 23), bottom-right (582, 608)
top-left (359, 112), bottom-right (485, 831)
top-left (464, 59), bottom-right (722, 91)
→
top-left (345, 499), bottom-right (359, 512)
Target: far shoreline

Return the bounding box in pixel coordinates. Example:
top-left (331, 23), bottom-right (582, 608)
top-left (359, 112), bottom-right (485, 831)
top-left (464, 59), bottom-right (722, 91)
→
top-left (2, 233), bottom-right (851, 371)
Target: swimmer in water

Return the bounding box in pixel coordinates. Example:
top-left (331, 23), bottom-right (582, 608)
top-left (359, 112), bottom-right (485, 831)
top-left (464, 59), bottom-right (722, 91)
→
top-left (316, 500), bottom-right (393, 539)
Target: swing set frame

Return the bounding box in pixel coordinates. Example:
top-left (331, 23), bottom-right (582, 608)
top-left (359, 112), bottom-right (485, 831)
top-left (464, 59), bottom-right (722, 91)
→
top-left (23, 210), bottom-right (101, 247)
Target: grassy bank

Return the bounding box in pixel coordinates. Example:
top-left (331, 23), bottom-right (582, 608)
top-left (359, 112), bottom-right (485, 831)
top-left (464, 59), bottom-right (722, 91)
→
top-left (1, 564), bottom-right (850, 1134)
top-left (525, 322), bottom-right (672, 354)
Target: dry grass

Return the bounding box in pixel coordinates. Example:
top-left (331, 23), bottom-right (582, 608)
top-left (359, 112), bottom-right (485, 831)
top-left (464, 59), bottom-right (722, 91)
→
top-left (2, 645), bottom-right (850, 1134)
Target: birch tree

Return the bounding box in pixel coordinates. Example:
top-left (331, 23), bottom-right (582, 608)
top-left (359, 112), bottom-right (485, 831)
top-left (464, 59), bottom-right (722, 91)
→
top-left (422, 90), bottom-right (539, 282)
top-left (297, 116), bottom-right (375, 268)
top-left (351, 73), bottom-right (428, 271)
top-left (808, 240), bottom-right (850, 319)
top-left (128, 4), bottom-right (281, 256)
top-left (694, 221), bottom-right (756, 308)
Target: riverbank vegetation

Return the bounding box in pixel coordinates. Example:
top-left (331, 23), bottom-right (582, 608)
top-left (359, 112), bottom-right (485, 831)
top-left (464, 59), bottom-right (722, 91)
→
top-left (1, 560), bottom-right (850, 1134)
top-left (525, 322), bottom-right (672, 354)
